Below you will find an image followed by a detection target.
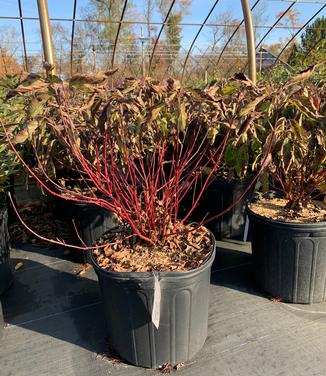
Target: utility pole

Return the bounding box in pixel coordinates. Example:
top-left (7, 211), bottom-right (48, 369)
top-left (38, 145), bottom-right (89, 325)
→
top-left (37, 0), bottom-right (56, 75)
top-left (92, 45), bottom-right (97, 72)
top-left (139, 27), bottom-right (150, 77)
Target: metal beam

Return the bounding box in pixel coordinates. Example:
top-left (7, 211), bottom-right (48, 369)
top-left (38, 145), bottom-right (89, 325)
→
top-left (303, 36), bottom-right (325, 61)
top-left (272, 4), bottom-right (326, 66)
top-left (37, 0), bottom-right (55, 75)
top-left (70, 0), bottom-right (77, 76)
top-left (111, 0), bottom-right (129, 68)
top-left (17, 0), bottom-right (28, 72)
top-left (180, 0), bottom-right (221, 82)
top-left (241, 0), bottom-right (256, 83)
top-left (148, 0), bottom-right (176, 75)
top-left (215, 0), bottom-right (260, 69)
top-left (1, 15), bottom-right (326, 30)
top-left (241, 1), bottom-right (296, 72)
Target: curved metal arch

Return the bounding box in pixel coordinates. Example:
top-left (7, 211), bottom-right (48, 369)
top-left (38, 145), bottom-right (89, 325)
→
top-left (256, 1), bottom-right (296, 50)
top-left (303, 36), bottom-right (325, 61)
top-left (148, 0), bottom-right (177, 75)
top-left (18, 0), bottom-right (28, 72)
top-left (214, 0), bottom-right (260, 70)
top-left (182, 46), bottom-right (213, 83)
top-left (241, 0), bottom-right (296, 72)
top-left (272, 4), bottom-right (326, 66)
top-left (111, 0), bottom-right (129, 68)
top-left (180, 0), bottom-right (222, 82)
top-left (70, 0), bottom-right (77, 76)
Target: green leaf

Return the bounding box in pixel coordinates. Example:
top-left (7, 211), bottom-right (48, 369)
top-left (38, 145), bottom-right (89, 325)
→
top-left (178, 103), bottom-right (187, 132)
top-left (222, 85), bottom-right (237, 95)
top-left (161, 118), bottom-right (168, 136)
top-left (240, 94), bottom-right (268, 117)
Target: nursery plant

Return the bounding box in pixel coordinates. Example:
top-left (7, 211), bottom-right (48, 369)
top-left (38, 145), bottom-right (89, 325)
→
top-left (187, 78), bottom-right (269, 240)
top-left (2, 75), bottom-right (272, 368)
top-left (1, 72), bottom-right (118, 246)
top-left (247, 78), bottom-right (326, 304)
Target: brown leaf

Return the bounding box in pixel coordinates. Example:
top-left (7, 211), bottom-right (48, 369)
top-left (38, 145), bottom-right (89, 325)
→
top-left (158, 363), bottom-right (173, 374)
top-left (270, 296), bottom-right (283, 303)
top-left (14, 262), bottom-right (24, 271)
top-left (174, 363), bottom-right (185, 370)
top-left (286, 61), bottom-right (325, 86)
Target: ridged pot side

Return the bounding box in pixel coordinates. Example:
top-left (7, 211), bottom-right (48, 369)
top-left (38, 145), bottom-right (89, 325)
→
top-left (0, 206), bottom-right (12, 296)
top-left (248, 206), bottom-right (326, 304)
top-left (90, 234), bottom-right (216, 368)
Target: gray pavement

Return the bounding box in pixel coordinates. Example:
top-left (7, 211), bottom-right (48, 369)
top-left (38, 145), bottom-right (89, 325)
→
top-left (1, 242), bottom-right (326, 376)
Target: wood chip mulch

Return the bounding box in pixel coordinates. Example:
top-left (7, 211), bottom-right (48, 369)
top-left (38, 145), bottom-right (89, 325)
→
top-left (249, 197), bottom-right (326, 223)
top-left (94, 224), bottom-right (213, 273)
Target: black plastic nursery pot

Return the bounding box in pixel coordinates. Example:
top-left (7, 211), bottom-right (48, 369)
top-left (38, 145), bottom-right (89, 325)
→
top-left (0, 204), bottom-right (12, 296)
top-left (248, 206), bottom-right (326, 304)
top-left (0, 203), bottom-right (13, 339)
top-left (70, 203), bottom-right (117, 247)
top-left (90, 234), bottom-right (216, 368)
top-left (189, 177), bottom-right (254, 241)
top-left (55, 199), bottom-right (116, 247)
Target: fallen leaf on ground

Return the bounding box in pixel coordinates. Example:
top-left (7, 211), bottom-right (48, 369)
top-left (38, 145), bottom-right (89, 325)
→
top-left (14, 262), bottom-right (24, 271)
top-left (174, 363), bottom-right (185, 370)
top-left (158, 363), bottom-right (173, 374)
top-left (270, 296), bottom-right (283, 303)
top-left (75, 263), bottom-right (91, 276)
top-left (95, 352), bottom-right (121, 364)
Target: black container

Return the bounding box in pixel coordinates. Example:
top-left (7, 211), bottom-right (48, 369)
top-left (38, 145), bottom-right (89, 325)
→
top-left (55, 199), bottom-right (116, 247)
top-left (189, 177), bottom-right (254, 240)
top-left (71, 203), bottom-right (117, 247)
top-left (0, 205), bottom-right (12, 296)
top-left (0, 299), bottom-right (4, 340)
top-left (248, 206), bottom-right (326, 304)
top-left (90, 235), bottom-right (216, 368)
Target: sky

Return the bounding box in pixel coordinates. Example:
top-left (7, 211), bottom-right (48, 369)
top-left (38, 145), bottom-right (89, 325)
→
top-left (0, 0), bottom-right (325, 58)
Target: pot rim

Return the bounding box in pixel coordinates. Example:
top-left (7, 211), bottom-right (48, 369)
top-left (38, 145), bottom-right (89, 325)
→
top-left (246, 200), bottom-right (326, 229)
top-left (90, 228), bottom-right (216, 280)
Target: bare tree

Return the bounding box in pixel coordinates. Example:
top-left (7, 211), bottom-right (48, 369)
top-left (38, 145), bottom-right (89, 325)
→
top-left (79, 0), bottom-right (138, 69)
top-left (156, 0), bottom-right (191, 55)
top-left (143, 0), bottom-right (156, 39)
top-left (0, 26), bottom-right (22, 74)
top-left (252, 0), bottom-right (269, 40)
top-left (277, 8), bottom-right (300, 36)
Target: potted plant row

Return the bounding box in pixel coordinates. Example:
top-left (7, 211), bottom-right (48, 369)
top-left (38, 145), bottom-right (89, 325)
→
top-left (3, 70), bottom-right (325, 370)
top-left (1, 73), bottom-right (117, 248)
top-left (3, 75), bottom-right (268, 368)
top-left (187, 79), bottom-right (267, 240)
top-left (247, 80), bottom-right (326, 304)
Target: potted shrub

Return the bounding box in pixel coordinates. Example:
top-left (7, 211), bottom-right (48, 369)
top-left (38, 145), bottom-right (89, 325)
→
top-left (187, 80), bottom-right (267, 240)
top-left (3, 73), bottom-right (116, 246)
top-left (0, 74), bottom-right (22, 299)
top-left (247, 80), bottom-right (326, 304)
top-left (3, 77), bottom-right (263, 368)
top-left (0, 192), bottom-right (11, 294)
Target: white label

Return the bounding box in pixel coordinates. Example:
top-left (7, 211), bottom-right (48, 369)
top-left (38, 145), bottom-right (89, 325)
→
top-left (152, 273), bottom-right (161, 329)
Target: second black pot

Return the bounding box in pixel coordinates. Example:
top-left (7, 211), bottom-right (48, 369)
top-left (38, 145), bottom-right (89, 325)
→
top-left (188, 177), bottom-right (254, 240)
top-left (90, 234), bottom-right (216, 368)
top-left (70, 203), bottom-right (117, 247)
top-left (0, 203), bottom-right (12, 340)
top-left (55, 199), bottom-right (117, 247)
top-left (0, 205), bottom-right (12, 296)
top-left (248, 205), bottom-right (326, 304)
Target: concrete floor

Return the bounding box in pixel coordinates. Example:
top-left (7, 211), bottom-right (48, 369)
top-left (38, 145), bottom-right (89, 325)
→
top-left (1, 241), bottom-right (326, 376)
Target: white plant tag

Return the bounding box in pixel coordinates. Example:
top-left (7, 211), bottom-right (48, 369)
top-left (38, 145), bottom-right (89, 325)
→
top-left (152, 273), bottom-right (161, 329)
